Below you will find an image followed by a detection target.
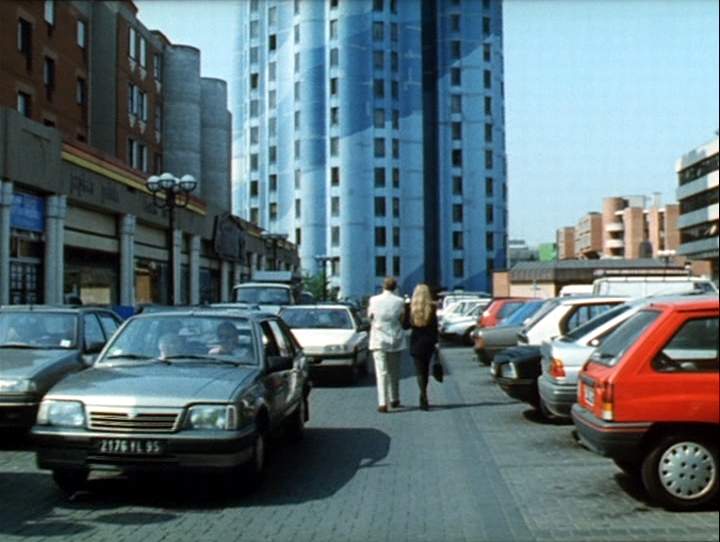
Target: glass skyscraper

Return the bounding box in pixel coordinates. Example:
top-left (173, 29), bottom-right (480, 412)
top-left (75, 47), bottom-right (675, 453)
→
top-left (233, 0), bottom-right (507, 298)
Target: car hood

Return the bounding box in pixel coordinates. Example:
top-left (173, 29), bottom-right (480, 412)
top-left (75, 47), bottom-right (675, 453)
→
top-left (0, 348), bottom-right (79, 379)
top-left (44, 363), bottom-right (259, 407)
top-left (292, 329), bottom-right (356, 347)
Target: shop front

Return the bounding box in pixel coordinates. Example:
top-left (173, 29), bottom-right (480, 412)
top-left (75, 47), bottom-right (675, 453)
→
top-left (9, 191), bottom-right (45, 304)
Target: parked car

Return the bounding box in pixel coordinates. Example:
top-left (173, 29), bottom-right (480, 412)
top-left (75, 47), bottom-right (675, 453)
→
top-left (591, 275), bottom-right (718, 297)
top-left (439, 303), bottom-right (485, 344)
top-left (437, 292), bottom-right (490, 319)
top-left (472, 300), bottom-right (547, 364)
top-left (31, 310), bottom-right (310, 494)
top-left (490, 345), bottom-right (542, 406)
top-left (438, 298), bottom-right (488, 325)
top-left (572, 297), bottom-right (719, 510)
top-left (279, 305), bottom-right (369, 384)
top-left (479, 298), bottom-right (532, 328)
top-left (0, 306), bottom-right (122, 430)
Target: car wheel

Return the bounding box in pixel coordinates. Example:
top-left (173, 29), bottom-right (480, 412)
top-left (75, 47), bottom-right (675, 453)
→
top-left (537, 397), bottom-right (554, 420)
top-left (242, 430), bottom-right (267, 488)
top-left (347, 362), bottom-right (360, 386)
top-left (359, 350), bottom-right (370, 375)
top-left (641, 434), bottom-right (718, 510)
top-left (463, 329), bottom-right (474, 346)
top-left (286, 400), bottom-right (305, 442)
top-left (476, 350), bottom-right (489, 365)
top-left (52, 469), bottom-right (88, 495)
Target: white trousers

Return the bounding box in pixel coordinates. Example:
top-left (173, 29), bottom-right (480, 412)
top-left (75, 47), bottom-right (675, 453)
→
top-left (373, 350), bottom-right (401, 406)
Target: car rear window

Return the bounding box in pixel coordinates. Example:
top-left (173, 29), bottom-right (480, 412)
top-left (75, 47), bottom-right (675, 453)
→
top-left (589, 310), bottom-right (660, 367)
top-left (523, 299), bottom-right (560, 331)
top-left (561, 304), bottom-right (631, 342)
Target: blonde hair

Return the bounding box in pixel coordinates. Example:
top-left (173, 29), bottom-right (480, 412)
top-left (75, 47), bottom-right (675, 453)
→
top-left (410, 284), bottom-right (434, 327)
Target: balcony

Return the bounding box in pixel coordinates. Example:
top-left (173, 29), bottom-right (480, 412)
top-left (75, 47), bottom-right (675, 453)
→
top-left (605, 239), bottom-right (625, 249)
top-left (605, 222), bottom-right (624, 233)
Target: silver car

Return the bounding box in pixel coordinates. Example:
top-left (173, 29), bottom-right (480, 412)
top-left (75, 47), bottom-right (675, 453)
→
top-left (31, 310), bottom-right (310, 494)
top-left (0, 306), bottom-right (122, 429)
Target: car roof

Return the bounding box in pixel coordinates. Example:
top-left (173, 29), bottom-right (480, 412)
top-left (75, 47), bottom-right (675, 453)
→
top-left (132, 309), bottom-right (279, 321)
top-left (645, 296), bottom-right (719, 312)
top-left (281, 304), bottom-right (351, 310)
top-left (556, 295), bottom-right (628, 305)
top-left (0, 304), bottom-right (115, 314)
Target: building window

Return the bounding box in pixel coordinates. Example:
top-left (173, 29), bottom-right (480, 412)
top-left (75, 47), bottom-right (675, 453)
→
top-left (330, 48), bottom-right (339, 67)
top-left (373, 22), bottom-right (384, 41)
top-left (452, 122), bottom-right (462, 140)
top-left (268, 89), bottom-right (276, 109)
top-left (250, 20), bottom-right (259, 39)
top-left (451, 95), bottom-right (462, 113)
top-left (451, 40), bottom-right (461, 59)
top-left (375, 256), bottom-right (386, 277)
top-left (154, 53), bottom-right (162, 80)
top-left (392, 138), bottom-right (399, 159)
top-left (330, 107), bottom-right (339, 126)
top-left (330, 0), bottom-right (339, 8)
top-left (17, 92), bottom-right (31, 118)
top-left (374, 108), bottom-right (385, 128)
top-left (138, 90), bottom-right (147, 121)
top-left (330, 137), bottom-right (339, 156)
top-left (294, 140), bottom-right (301, 159)
top-left (373, 0), bottom-right (384, 11)
top-left (250, 126), bottom-right (259, 144)
top-left (250, 72), bottom-right (259, 90)
top-left (453, 231), bottom-right (463, 250)
top-left (373, 79), bottom-right (385, 98)
top-left (483, 16), bottom-right (491, 36)
top-left (17, 18), bottom-right (32, 70)
top-left (485, 149), bottom-right (493, 169)
top-left (295, 169), bottom-right (302, 189)
top-left (330, 77), bottom-right (338, 96)
top-left (485, 177), bottom-right (493, 197)
top-left (331, 166), bottom-right (340, 186)
top-left (374, 138), bottom-right (385, 158)
top-left (375, 197), bottom-right (386, 217)
top-left (391, 51), bottom-right (399, 72)
top-left (374, 50), bottom-right (384, 70)
top-left (485, 123), bottom-right (493, 142)
top-left (452, 176), bottom-right (463, 195)
top-left (392, 110), bottom-right (399, 129)
top-left (249, 99), bottom-right (259, 118)
top-left (43, 57), bottom-right (55, 100)
top-left (268, 6), bottom-right (277, 26)
top-left (294, 24), bottom-right (300, 44)
top-left (390, 0), bottom-right (398, 13)
top-left (295, 199), bottom-right (301, 218)
top-left (294, 81), bottom-right (300, 101)
top-left (392, 197), bottom-right (399, 218)
top-left (484, 96), bottom-right (492, 115)
top-left (269, 145), bottom-right (277, 164)
top-left (451, 14), bottom-right (461, 32)
top-left (138, 35), bottom-right (146, 66)
top-left (250, 153), bottom-right (259, 171)
top-left (294, 0), bottom-right (300, 14)
top-left (486, 232), bottom-right (494, 251)
top-left (75, 20), bottom-right (87, 49)
top-left (453, 259), bottom-right (464, 278)
top-left (294, 110), bottom-right (301, 130)
top-left (393, 256), bottom-right (400, 276)
top-left (250, 207), bottom-right (259, 224)
top-left (392, 226), bottom-right (400, 247)
top-left (295, 228), bottom-right (301, 246)
top-left (269, 203), bottom-right (278, 221)
top-left (329, 19), bottom-right (338, 40)
top-left (483, 44), bottom-right (491, 62)
top-left (451, 68), bottom-right (461, 86)
top-left (390, 23), bottom-right (398, 41)
top-left (452, 204), bottom-right (463, 223)
top-left (250, 46), bottom-right (259, 64)
top-left (483, 69), bottom-right (491, 89)
top-left (452, 149), bottom-right (463, 168)
top-left (392, 168), bottom-right (399, 188)
top-left (331, 226), bottom-right (340, 247)
top-left (331, 196), bottom-right (340, 217)
top-left (269, 62), bottom-right (277, 82)
top-left (375, 226), bottom-right (386, 247)
top-left (129, 27), bottom-right (137, 59)
top-left (76, 77), bottom-right (86, 106)
top-left (391, 81), bottom-right (399, 99)
top-left (268, 116), bottom-right (277, 137)
top-left (44, 1), bottom-right (54, 25)
top-left (269, 34), bottom-right (277, 52)
top-left (374, 167), bottom-right (386, 187)
top-left (127, 138), bottom-right (135, 168)
top-left (294, 52), bottom-right (300, 73)
top-left (486, 204), bottom-right (494, 224)
top-left (487, 257), bottom-right (495, 274)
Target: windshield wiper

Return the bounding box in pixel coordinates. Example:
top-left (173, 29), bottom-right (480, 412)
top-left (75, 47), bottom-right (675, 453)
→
top-left (105, 353), bottom-right (153, 360)
top-left (0, 343), bottom-right (40, 349)
top-left (162, 355), bottom-right (248, 367)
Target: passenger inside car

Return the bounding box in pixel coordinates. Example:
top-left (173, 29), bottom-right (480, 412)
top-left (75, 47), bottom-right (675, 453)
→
top-left (158, 333), bottom-right (185, 360)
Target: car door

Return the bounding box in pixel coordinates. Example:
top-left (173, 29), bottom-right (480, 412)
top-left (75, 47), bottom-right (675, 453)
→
top-left (268, 319), bottom-right (297, 417)
top-left (259, 320), bottom-right (287, 423)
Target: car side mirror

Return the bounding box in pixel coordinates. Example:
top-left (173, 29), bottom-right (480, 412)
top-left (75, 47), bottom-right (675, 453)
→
top-left (85, 341), bottom-right (105, 354)
top-left (267, 355), bottom-right (293, 372)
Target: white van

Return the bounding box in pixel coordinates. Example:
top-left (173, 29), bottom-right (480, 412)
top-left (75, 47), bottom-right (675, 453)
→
top-left (591, 276), bottom-right (718, 297)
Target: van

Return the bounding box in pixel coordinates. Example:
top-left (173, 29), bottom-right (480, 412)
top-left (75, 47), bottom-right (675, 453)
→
top-left (572, 296), bottom-right (719, 510)
top-left (591, 275), bottom-right (717, 297)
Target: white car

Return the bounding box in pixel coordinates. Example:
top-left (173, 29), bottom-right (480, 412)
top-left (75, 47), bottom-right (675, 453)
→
top-left (439, 304), bottom-right (485, 344)
top-left (279, 305), bottom-right (369, 384)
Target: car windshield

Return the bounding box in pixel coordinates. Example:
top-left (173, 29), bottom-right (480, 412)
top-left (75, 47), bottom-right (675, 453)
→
top-left (589, 310), bottom-right (660, 367)
top-left (561, 304), bottom-right (632, 342)
top-left (0, 312), bottom-right (78, 349)
top-left (281, 308), bottom-right (353, 330)
top-left (500, 301), bottom-right (543, 326)
top-left (99, 315), bottom-right (257, 366)
top-left (235, 286), bottom-right (291, 305)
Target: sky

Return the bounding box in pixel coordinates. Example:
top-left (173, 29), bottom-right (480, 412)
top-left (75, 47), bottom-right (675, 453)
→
top-left (135, 0), bottom-right (720, 246)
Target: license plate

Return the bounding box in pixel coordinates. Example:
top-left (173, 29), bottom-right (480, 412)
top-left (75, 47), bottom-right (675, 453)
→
top-left (583, 384), bottom-right (595, 406)
top-left (95, 438), bottom-right (164, 456)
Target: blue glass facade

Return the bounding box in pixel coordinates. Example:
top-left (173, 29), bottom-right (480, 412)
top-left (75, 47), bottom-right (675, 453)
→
top-left (233, 0), bottom-right (507, 297)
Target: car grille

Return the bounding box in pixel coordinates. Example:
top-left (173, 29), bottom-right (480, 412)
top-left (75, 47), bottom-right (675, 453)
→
top-left (88, 409), bottom-right (181, 433)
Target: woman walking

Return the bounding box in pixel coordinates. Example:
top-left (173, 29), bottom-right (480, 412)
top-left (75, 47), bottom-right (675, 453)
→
top-left (407, 284), bottom-right (438, 411)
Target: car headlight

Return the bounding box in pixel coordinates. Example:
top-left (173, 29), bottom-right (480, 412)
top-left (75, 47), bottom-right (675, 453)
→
top-left (37, 400), bottom-right (85, 427)
top-left (0, 379), bottom-right (37, 393)
top-left (186, 404), bottom-right (237, 431)
top-left (501, 363), bottom-right (518, 379)
top-left (324, 344), bottom-right (353, 354)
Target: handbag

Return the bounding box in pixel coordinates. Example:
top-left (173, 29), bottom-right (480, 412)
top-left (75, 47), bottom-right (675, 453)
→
top-left (431, 349), bottom-right (444, 383)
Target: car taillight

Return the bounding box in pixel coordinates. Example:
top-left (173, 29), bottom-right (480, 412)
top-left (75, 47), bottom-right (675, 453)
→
top-left (549, 358), bottom-right (566, 379)
top-left (598, 381), bottom-right (614, 421)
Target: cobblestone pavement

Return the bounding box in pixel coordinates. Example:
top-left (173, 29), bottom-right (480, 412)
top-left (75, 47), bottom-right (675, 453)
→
top-left (0, 347), bottom-right (717, 542)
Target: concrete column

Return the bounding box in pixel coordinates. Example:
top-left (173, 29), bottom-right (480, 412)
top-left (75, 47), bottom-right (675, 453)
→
top-left (232, 262), bottom-right (242, 285)
top-left (189, 235), bottom-right (200, 305)
top-left (172, 229), bottom-right (183, 304)
top-left (0, 182), bottom-right (13, 305)
top-left (119, 214), bottom-right (136, 306)
top-left (220, 260), bottom-right (231, 302)
top-left (44, 195), bottom-right (67, 304)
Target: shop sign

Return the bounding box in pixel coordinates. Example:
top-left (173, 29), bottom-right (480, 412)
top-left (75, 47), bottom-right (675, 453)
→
top-left (214, 213), bottom-right (245, 263)
top-left (10, 193), bottom-right (45, 232)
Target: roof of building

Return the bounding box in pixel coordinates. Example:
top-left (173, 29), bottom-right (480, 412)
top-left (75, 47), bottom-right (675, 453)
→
top-left (510, 258), bottom-right (687, 283)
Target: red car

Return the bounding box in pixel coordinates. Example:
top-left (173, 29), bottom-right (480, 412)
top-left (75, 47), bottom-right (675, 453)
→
top-left (572, 296), bottom-right (719, 510)
top-left (478, 297), bottom-right (531, 329)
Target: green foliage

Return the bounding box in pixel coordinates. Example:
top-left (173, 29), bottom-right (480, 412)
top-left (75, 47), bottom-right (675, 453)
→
top-left (302, 273), bottom-right (327, 301)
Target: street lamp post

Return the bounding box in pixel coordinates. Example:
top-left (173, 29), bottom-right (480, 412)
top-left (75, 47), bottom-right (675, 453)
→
top-left (146, 172), bottom-right (197, 305)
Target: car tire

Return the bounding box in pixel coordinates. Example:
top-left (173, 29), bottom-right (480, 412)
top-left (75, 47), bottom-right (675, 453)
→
top-left (243, 430), bottom-right (267, 488)
top-left (359, 350), bottom-right (370, 376)
top-left (347, 362), bottom-right (360, 386)
top-left (537, 397), bottom-right (554, 420)
top-left (641, 434), bottom-right (718, 510)
top-left (286, 400), bottom-right (305, 443)
top-left (476, 350), bottom-right (489, 365)
top-left (463, 329), bottom-right (474, 346)
top-left (52, 469), bottom-right (88, 495)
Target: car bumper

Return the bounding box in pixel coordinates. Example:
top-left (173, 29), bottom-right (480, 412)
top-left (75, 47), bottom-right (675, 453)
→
top-left (495, 377), bottom-right (538, 405)
top-left (571, 404), bottom-right (651, 461)
top-left (537, 375), bottom-right (576, 417)
top-left (0, 400), bottom-right (39, 428)
top-left (31, 426), bottom-right (256, 473)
